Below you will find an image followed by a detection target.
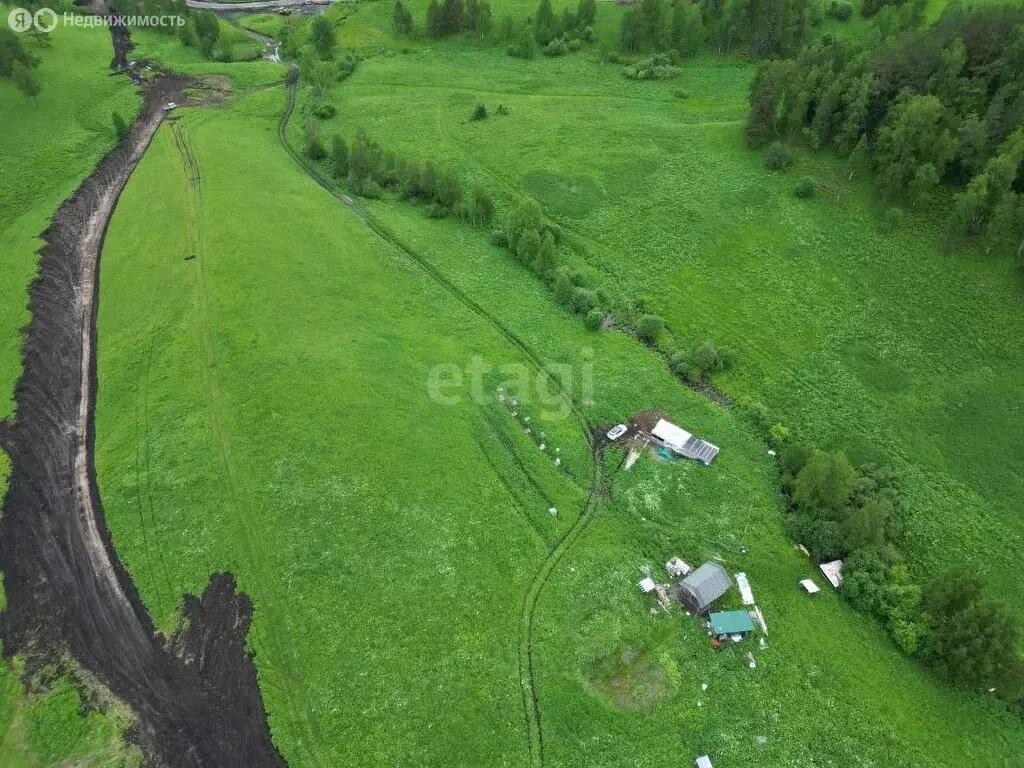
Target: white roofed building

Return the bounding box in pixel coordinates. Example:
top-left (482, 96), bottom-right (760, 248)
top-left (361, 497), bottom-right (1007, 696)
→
top-left (819, 560), bottom-right (844, 589)
top-left (799, 579), bottom-right (821, 595)
top-left (650, 419), bottom-right (720, 465)
top-left (652, 419), bottom-right (692, 451)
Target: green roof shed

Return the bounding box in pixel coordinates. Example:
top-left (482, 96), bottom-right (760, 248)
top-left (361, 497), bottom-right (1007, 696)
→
top-left (709, 610), bottom-right (755, 636)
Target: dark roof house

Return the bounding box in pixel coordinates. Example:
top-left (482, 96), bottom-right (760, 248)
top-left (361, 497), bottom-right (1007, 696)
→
top-left (678, 562), bottom-right (731, 614)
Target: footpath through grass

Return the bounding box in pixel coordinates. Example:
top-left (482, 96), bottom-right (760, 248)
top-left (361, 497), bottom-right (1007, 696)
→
top-left (92, 65), bottom-right (1024, 766)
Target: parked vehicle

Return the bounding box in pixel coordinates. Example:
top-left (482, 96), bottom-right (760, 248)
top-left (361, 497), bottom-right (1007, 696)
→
top-left (606, 424), bottom-right (627, 441)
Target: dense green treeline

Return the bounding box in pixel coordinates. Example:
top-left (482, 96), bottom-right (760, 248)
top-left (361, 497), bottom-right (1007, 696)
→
top-left (771, 435), bottom-right (1024, 705)
top-left (620, 0), bottom-right (810, 58)
top-left (746, 2), bottom-right (1024, 257)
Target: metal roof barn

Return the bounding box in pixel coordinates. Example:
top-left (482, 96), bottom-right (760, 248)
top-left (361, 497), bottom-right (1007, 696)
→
top-left (819, 559), bottom-right (844, 589)
top-left (678, 562), bottom-right (731, 614)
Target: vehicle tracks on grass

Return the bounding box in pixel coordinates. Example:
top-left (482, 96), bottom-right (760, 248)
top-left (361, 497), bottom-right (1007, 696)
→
top-left (133, 334), bottom-right (178, 617)
top-left (278, 66), bottom-right (604, 766)
top-left (171, 114), bottom-right (331, 768)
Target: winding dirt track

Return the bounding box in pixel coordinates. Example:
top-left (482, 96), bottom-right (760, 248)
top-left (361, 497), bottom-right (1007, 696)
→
top-left (275, 63), bottom-right (604, 766)
top-left (0, 31), bottom-right (285, 768)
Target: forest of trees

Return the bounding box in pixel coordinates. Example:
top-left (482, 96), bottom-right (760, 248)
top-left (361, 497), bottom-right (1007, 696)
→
top-left (619, 0), bottom-right (809, 58)
top-left (416, 0), bottom-right (493, 38)
top-left (746, 3), bottom-right (1024, 257)
top-left (0, 0), bottom-right (59, 101)
top-left (0, 28), bottom-right (42, 101)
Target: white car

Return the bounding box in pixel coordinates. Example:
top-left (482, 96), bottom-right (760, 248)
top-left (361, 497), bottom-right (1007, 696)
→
top-left (164, 102), bottom-right (177, 112)
top-left (606, 424), bottom-right (628, 441)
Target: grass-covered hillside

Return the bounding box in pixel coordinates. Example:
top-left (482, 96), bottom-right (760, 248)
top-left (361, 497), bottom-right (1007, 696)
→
top-left (289, 4), bottom-right (1024, 627)
top-left (0, 13), bottom-right (140, 421)
top-left (92, 57), bottom-right (1024, 766)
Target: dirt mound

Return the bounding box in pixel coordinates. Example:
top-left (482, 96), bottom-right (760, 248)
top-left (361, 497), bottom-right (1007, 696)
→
top-left (0, 26), bottom-right (285, 768)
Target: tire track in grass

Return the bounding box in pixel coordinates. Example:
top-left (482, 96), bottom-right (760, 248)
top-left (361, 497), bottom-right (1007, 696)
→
top-left (132, 336), bottom-right (176, 618)
top-left (140, 335), bottom-right (182, 618)
top-left (132, 341), bottom-right (163, 613)
top-left (516, 446), bottom-right (603, 767)
top-left (471, 421), bottom-right (548, 546)
top-left (278, 68), bottom-right (602, 765)
top-left (171, 115), bottom-right (330, 768)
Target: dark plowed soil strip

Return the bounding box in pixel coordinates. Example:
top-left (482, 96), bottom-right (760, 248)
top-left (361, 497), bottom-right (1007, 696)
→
top-left (0, 29), bottom-right (286, 768)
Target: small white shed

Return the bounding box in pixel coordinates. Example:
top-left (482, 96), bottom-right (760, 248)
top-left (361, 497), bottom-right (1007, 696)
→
top-left (799, 578), bottom-right (821, 595)
top-left (638, 577), bottom-right (656, 594)
top-left (819, 559), bottom-right (844, 589)
top-left (696, 756), bottom-right (714, 768)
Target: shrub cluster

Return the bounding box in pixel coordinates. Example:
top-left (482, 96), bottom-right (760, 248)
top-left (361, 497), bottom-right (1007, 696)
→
top-left (552, 270), bottom-right (615, 328)
top-left (623, 54), bottom-right (680, 81)
top-left (636, 314), bottom-right (664, 343)
top-left (826, 0), bottom-right (853, 21)
top-left (793, 175), bottom-right (816, 198)
top-left (763, 141), bottom-right (795, 170)
top-left (424, 0), bottom-right (493, 38)
top-left (618, 0), bottom-right (704, 57)
top-left (499, 198), bottom-right (561, 280)
top-left (670, 340), bottom-right (735, 383)
top-left (505, 0), bottom-right (595, 59)
top-left (312, 128), bottom-right (496, 228)
top-left (179, 10), bottom-right (232, 61)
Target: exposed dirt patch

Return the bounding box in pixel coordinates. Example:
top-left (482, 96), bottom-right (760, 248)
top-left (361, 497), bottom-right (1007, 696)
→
top-left (186, 74), bottom-right (234, 105)
top-left (629, 408), bottom-right (670, 435)
top-left (0, 27), bottom-right (285, 768)
top-left (584, 645), bottom-right (677, 710)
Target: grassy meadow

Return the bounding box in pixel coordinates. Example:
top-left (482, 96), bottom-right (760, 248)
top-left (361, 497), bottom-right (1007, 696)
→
top-left (91, 53), bottom-right (1024, 767)
top-left (0, 0), bottom-right (1016, 765)
top-left (291, 13), bottom-right (1024, 624)
top-left (0, 13), bottom-right (140, 421)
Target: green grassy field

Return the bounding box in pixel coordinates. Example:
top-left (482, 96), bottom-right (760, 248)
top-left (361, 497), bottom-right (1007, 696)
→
top-left (129, 26), bottom-right (285, 87)
top-left (293, 19), bottom-right (1024, 626)
top-left (0, 661), bottom-right (141, 768)
top-left (0, 13), bottom-right (140, 421)
top-left (92, 59), bottom-right (1024, 767)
